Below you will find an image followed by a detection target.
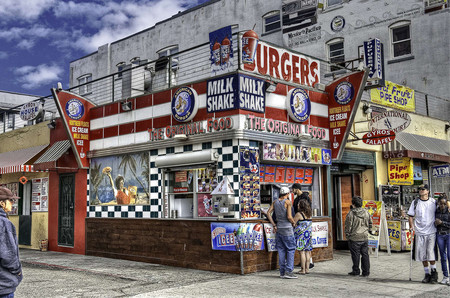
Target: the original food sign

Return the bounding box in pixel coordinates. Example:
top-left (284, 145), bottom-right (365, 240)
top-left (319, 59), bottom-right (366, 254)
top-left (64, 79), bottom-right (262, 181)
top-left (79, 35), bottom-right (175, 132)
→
top-left (369, 110), bottom-right (411, 133)
top-left (20, 101), bottom-right (43, 121)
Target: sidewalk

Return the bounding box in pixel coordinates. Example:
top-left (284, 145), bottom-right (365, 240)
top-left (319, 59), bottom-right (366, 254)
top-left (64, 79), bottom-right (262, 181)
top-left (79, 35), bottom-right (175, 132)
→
top-left (18, 248), bottom-right (449, 297)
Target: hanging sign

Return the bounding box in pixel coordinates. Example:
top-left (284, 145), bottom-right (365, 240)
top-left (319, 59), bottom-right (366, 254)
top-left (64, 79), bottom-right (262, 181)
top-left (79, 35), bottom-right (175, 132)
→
top-left (20, 101), bottom-right (43, 121)
top-left (52, 89), bottom-right (96, 169)
top-left (327, 70), bottom-right (369, 160)
top-left (370, 80), bottom-right (415, 112)
top-left (369, 110), bottom-right (411, 133)
top-left (362, 129), bottom-right (395, 145)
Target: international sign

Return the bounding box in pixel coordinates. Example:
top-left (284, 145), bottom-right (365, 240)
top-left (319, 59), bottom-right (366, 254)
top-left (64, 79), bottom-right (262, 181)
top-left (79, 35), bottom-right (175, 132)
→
top-left (370, 110), bottom-right (411, 133)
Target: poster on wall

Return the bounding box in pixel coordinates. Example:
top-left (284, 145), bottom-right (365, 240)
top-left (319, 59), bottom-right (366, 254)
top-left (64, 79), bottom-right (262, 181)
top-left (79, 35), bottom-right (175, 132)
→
top-left (388, 157), bottom-right (414, 185)
top-left (31, 178), bottom-right (48, 212)
top-left (89, 153), bottom-right (150, 205)
top-left (363, 200), bottom-right (383, 248)
top-left (311, 221), bottom-right (328, 248)
top-left (211, 222), bottom-right (264, 251)
top-left (239, 146), bottom-right (261, 218)
top-left (381, 220), bottom-right (402, 251)
top-left (198, 194), bottom-right (215, 217)
top-left (263, 142), bottom-right (330, 165)
top-left (263, 223), bottom-right (277, 252)
top-left (209, 26), bottom-right (234, 76)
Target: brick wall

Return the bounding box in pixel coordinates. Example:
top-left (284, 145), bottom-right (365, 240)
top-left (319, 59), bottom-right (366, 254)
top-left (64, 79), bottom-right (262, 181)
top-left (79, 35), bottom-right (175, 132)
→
top-left (85, 217), bottom-right (333, 274)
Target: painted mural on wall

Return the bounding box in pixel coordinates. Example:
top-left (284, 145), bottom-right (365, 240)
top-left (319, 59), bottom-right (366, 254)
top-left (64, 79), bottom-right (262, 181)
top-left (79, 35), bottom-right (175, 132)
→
top-left (90, 153), bottom-right (150, 205)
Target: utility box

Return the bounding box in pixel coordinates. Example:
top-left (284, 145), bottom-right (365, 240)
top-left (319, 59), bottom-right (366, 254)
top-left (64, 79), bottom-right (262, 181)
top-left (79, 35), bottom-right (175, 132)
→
top-left (211, 177), bottom-right (235, 217)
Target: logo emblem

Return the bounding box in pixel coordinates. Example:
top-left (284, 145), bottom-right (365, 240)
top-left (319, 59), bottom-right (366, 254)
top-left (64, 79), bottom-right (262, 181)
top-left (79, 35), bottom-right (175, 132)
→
top-left (334, 82), bottom-right (354, 105)
top-left (65, 98), bottom-right (85, 120)
top-left (286, 88), bottom-right (311, 122)
top-left (171, 87), bottom-right (198, 122)
top-left (331, 16), bottom-right (345, 32)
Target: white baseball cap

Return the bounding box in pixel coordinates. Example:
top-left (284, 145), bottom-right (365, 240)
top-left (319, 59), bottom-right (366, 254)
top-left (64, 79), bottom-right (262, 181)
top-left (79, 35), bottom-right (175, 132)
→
top-left (279, 186), bottom-right (290, 195)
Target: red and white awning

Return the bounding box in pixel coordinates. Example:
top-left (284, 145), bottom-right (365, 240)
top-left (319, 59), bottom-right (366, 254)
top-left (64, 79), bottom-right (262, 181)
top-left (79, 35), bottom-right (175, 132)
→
top-left (0, 144), bottom-right (48, 174)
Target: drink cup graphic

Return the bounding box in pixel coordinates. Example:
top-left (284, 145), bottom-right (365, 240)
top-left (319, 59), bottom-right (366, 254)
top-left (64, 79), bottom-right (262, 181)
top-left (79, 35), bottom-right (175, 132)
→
top-left (252, 223), bottom-right (263, 250)
top-left (221, 36), bottom-right (231, 64)
top-left (212, 41), bottom-right (221, 66)
top-left (241, 29), bottom-right (259, 64)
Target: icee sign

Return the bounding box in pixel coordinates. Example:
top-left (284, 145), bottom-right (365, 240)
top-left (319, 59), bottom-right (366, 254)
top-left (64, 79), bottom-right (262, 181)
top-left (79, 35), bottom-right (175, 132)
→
top-left (207, 74), bottom-right (265, 113)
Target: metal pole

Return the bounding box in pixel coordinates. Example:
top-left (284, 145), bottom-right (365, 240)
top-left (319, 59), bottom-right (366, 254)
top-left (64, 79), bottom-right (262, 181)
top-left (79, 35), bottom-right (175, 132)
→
top-left (240, 250), bottom-right (244, 275)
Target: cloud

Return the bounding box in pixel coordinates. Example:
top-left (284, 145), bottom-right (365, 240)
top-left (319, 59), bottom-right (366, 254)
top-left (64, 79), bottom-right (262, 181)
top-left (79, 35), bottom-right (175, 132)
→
top-left (58, 0), bottom-right (203, 53)
top-left (0, 0), bottom-right (56, 21)
top-left (0, 51), bottom-right (7, 59)
top-left (14, 64), bottom-right (63, 90)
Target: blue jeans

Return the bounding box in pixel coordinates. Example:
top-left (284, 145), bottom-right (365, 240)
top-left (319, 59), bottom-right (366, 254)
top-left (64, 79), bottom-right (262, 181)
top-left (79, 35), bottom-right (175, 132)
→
top-left (0, 293), bottom-right (14, 298)
top-left (276, 233), bottom-right (296, 275)
top-left (437, 233), bottom-right (450, 277)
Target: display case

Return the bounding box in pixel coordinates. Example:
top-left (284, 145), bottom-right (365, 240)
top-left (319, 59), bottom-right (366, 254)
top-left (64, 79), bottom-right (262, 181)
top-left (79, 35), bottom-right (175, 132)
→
top-left (401, 184), bottom-right (420, 211)
top-left (379, 185), bottom-right (401, 219)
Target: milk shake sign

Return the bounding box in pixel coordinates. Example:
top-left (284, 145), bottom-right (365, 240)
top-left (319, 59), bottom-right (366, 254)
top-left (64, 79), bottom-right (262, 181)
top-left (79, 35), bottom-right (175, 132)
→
top-left (240, 34), bottom-right (320, 88)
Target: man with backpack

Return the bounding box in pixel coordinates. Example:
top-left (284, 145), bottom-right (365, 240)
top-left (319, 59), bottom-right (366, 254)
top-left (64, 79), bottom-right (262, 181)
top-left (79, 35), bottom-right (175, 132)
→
top-left (408, 184), bottom-right (438, 283)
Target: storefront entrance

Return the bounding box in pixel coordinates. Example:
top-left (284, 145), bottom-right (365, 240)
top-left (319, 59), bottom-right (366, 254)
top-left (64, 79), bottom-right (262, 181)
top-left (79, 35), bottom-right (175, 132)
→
top-left (58, 174), bottom-right (74, 246)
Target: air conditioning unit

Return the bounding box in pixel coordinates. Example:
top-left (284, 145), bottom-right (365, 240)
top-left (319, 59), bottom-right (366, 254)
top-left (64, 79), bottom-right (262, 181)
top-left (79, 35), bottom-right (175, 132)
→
top-left (425, 0), bottom-right (446, 9)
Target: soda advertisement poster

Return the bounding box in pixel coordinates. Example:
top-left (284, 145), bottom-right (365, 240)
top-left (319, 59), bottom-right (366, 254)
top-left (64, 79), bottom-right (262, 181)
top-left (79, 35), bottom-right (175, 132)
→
top-left (209, 26), bottom-right (234, 76)
top-left (401, 230), bottom-right (412, 251)
top-left (263, 223), bottom-right (277, 252)
top-left (239, 146), bottom-right (261, 218)
top-left (363, 200), bottom-right (383, 248)
top-left (211, 222), bottom-right (264, 251)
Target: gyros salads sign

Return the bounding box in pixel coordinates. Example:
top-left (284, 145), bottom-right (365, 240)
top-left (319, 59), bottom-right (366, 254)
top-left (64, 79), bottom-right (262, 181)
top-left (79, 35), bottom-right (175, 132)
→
top-left (369, 110), bottom-right (411, 133)
top-left (20, 101), bottom-right (43, 121)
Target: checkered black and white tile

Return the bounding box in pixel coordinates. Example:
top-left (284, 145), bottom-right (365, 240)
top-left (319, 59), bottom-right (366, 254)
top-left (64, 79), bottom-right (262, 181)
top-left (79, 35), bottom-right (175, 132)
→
top-left (86, 138), bottom-right (247, 219)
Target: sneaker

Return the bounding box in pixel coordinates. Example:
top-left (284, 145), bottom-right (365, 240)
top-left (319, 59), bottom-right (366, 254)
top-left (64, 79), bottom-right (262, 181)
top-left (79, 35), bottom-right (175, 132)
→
top-left (430, 269), bottom-right (438, 284)
top-left (284, 271), bottom-right (299, 279)
top-left (280, 274), bottom-right (285, 279)
top-left (309, 263), bottom-right (314, 270)
top-left (422, 273), bottom-right (431, 283)
top-left (348, 271), bottom-right (359, 276)
top-left (440, 276), bottom-right (449, 285)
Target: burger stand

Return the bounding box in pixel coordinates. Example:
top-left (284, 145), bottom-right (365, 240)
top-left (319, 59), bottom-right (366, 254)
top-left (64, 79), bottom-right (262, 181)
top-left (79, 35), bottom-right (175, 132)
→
top-left (53, 30), bottom-right (369, 274)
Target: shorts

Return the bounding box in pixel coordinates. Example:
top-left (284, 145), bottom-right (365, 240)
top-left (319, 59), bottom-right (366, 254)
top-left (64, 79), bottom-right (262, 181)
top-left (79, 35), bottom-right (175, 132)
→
top-left (415, 233), bottom-right (436, 262)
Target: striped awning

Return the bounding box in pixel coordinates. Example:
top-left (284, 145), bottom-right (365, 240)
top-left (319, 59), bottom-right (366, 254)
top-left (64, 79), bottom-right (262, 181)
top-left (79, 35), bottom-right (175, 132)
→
top-left (395, 132), bottom-right (449, 156)
top-left (0, 144), bottom-right (48, 174)
top-left (34, 140), bottom-right (71, 164)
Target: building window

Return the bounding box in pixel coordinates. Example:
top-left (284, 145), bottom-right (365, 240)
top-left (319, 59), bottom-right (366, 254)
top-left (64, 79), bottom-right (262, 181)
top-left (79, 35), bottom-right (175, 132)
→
top-left (390, 22), bottom-right (411, 58)
top-left (116, 62), bottom-right (125, 79)
top-left (157, 45), bottom-right (179, 58)
top-left (77, 74), bottom-right (92, 95)
top-left (327, 0), bottom-right (342, 7)
top-left (7, 113), bottom-right (15, 129)
top-left (263, 11), bottom-right (281, 34)
top-left (327, 38), bottom-right (345, 71)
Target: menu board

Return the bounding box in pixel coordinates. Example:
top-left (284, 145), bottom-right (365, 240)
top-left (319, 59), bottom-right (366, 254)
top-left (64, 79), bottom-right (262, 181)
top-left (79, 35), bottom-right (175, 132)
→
top-left (0, 183), bottom-right (19, 215)
top-left (32, 178), bottom-right (49, 212)
top-left (263, 165), bottom-right (276, 183)
top-left (263, 142), bottom-right (331, 165)
top-left (261, 165), bottom-right (313, 185)
top-left (285, 167), bottom-right (295, 184)
top-left (275, 167), bottom-right (286, 183)
top-left (239, 146), bottom-right (260, 219)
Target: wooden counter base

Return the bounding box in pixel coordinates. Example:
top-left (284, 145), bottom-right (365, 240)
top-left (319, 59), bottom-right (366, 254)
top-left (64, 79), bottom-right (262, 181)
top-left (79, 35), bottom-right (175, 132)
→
top-left (85, 217), bottom-right (333, 274)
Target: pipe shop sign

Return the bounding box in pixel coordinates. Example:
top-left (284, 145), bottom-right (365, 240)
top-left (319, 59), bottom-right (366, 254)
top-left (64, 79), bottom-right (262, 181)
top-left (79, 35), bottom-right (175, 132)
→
top-left (388, 157), bottom-right (413, 185)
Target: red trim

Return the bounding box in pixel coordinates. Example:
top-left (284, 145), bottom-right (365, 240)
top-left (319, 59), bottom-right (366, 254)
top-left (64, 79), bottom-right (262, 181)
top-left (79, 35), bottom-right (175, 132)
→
top-left (104, 103), bottom-right (119, 116)
top-left (154, 90), bottom-right (172, 106)
top-left (192, 81), bottom-right (207, 95)
top-left (265, 107), bottom-right (288, 121)
top-left (104, 126), bottom-right (118, 138)
top-left (153, 115), bottom-right (172, 129)
top-left (136, 94), bottom-right (153, 109)
top-left (119, 122), bottom-right (135, 135)
top-left (135, 119), bottom-right (153, 133)
top-left (90, 107), bottom-right (104, 120)
top-left (90, 128), bottom-right (104, 141)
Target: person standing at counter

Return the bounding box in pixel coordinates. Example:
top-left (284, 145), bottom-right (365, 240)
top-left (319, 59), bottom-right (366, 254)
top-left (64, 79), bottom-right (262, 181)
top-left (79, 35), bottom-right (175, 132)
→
top-left (345, 196), bottom-right (372, 277)
top-left (0, 187), bottom-right (23, 298)
top-left (267, 186), bottom-right (298, 279)
top-left (292, 187), bottom-right (314, 271)
top-left (408, 184), bottom-right (438, 284)
top-left (293, 199), bottom-right (313, 275)
top-left (435, 193), bottom-right (450, 285)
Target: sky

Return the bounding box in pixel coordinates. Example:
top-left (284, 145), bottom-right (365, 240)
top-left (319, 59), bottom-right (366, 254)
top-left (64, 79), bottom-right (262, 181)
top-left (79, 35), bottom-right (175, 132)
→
top-left (0, 0), bottom-right (209, 97)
